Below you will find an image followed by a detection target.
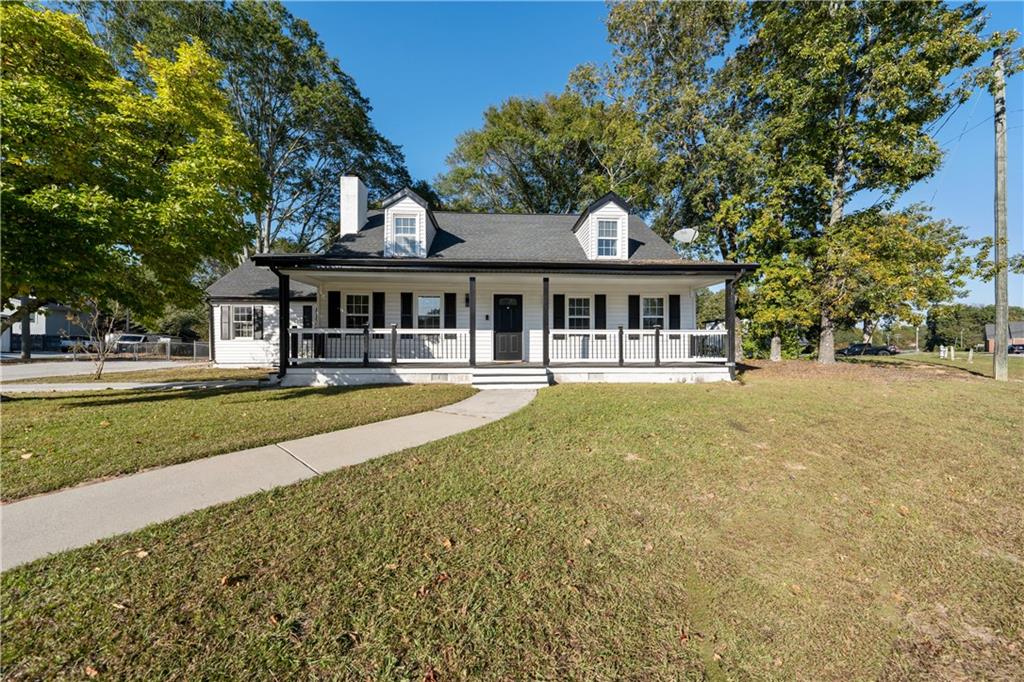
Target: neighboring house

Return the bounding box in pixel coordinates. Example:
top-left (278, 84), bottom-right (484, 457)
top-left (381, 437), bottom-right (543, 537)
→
top-left (207, 177), bottom-right (757, 388)
top-left (0, 302), bottom-right (90, 353)
top-left (983, 321), bottom-right (1024, 352)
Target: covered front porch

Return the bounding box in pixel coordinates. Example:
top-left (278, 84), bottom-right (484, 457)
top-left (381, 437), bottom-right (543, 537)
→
top-left (260, 262), bottom-right (746, 384)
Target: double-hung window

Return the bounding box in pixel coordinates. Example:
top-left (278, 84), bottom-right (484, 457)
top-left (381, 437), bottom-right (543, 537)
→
top-left (417, 295), bottom-right (441, 329)
top-left (232, 306), bottom-right (254, 338)
top-left (597, 219), bottom-right (618, 257)
top-left (394, 216), bottom-right (418, 256)
top-left (346, 294), bottom-right (369, 328)
top-left (642, 297), bottom-right (664, 329)
top-left (567, 297), bottom-right (590, 329)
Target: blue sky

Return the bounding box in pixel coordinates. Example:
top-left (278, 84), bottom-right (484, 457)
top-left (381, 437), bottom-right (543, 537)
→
top-left (289, 1), bottom-right (1023, 305)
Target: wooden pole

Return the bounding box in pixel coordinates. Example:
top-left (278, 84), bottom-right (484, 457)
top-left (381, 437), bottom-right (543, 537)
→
top-left (468, 276), bottom-right (476, 367)
top-left (993, 50), bottom-right (1009, 381)
top-left (542, 277), bottom-right (550, 366)
top-left (725, 278), bottom-right (737, 379)
top-left (277, 272), bottom-right (289, 378)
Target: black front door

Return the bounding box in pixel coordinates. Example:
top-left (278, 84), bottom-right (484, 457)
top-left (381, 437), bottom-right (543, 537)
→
top-left (493, 294), bottom-right (523, 361)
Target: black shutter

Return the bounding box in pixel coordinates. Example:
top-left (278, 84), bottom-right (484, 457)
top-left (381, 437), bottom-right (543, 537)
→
top-left (253, 306), bottom-right (264, 339)
top-left (400, 292), bottom-right (413, 328)
top-left (302, 305), bottom-right (313, 328)
top-left (327, 291), bottom-right (341, 328)
top-left (220, 305), bottom-right (233, 340)
top-left (444, 293), bottom-right (457, 328)
top-left (594, 295), bottom-right (606, 329)
top-left (669, 295), bottom-right (681, 330)
top-left (553, 294), bottom-right (565, 329)
top-left (372, 292), bottom-right (385, 328)
top-left (628, 295), bottom-right (640, 329)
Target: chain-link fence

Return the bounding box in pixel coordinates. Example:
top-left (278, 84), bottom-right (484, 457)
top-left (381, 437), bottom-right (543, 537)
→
top-left (68, 341), bottom-right (210, 361)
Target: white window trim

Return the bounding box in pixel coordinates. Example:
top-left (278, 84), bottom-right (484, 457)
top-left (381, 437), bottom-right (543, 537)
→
top-left (565, 294), bottom-right (592, 330)
top-left (232, 305), bottom-right (255, 339)
top-left (345, 292), bottom-right (371, 329)
top-left (393, 213), bottom-right (420, 257)
top-left (641, 295), bottom-right (666, 330)
top-left (415, 292), bottom-right (443, 329)
top-left (595, 218), bottom-right (620, 259)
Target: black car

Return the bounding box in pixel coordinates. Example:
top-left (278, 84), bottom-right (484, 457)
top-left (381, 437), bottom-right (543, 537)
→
top-left (838, 343), bottom-right (899, 356)
top-left (1009, 344), bottom-right (1024, 355)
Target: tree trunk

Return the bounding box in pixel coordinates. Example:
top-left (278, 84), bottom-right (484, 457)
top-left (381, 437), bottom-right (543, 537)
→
top-left (770, 334), bottom-right (782, 362)
top-left (818, 311), bottom-right (836, 364)
top-left (19, 302), bottom-right (31, 360)
top-left (861, 319), bottom-right (875, 344)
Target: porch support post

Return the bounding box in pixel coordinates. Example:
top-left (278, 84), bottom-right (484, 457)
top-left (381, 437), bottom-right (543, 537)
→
top-left (618, 325), bottom-right (624, 366)
top-left (468, 276), bottom-right (477, 367)
top-left (542, 277), bottom-right (550, 367)
top-left (654, 325), bottom-right (661, 367)
top-left (725, 277), bottom-right (736, 380)
top-left (390, 324), bottom-right (398, 365)
top-left (276, 270), bottom-right (289, 378)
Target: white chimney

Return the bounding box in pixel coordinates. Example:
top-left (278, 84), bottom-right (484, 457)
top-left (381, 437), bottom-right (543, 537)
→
top-left (340, 176), bottom-right (367, 237)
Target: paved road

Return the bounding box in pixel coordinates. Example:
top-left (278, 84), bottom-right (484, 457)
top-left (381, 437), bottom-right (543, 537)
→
top-left (0, 380), bottom-right (264, 393)
top-left (0, 359), bottom-right (205, 382)
top-left (0, 389), bottom-right (537, 570)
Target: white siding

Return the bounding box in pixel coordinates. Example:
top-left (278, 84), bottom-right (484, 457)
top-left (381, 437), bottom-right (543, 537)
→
top-left (575, 216), bottom-right (593, 259)
top-left (383, 197), bottom-right (429, 257)
top-left (212, 302), bottom-right (308, 366)
top-left (589, 202), bottom-right (629, 260)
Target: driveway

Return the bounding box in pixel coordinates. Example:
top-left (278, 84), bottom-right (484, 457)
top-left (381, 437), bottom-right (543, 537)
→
top-left (0, 359), bottom-right (205, 382)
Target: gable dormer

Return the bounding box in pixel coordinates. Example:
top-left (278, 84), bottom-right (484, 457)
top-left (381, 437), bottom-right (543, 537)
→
top-left (572, 192), bottom-right (630, 261)
top-left (382, 187), bottom-right (438, 258)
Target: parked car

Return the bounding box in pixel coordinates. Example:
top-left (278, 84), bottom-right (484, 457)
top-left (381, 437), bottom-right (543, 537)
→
top-left (838, 343), bottom-right (899, 356)
top-left (1009, 344), bottom-right (1024, 355)
top-left (60, 336), bottom-right (98, 353)
top-left (115, 334), bottom-right (147, 353)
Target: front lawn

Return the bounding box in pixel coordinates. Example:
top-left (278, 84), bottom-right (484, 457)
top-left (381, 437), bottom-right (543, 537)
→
top-left (5, 366), bottom-right (271, 384)
top-left (3, 363), bottom-right (1022, 679)
top-left (0, 384), bottom-right (475, 501)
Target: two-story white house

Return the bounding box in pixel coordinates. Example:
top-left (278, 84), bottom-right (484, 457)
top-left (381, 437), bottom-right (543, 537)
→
top-left (206, 177), bottom-right (756, 388)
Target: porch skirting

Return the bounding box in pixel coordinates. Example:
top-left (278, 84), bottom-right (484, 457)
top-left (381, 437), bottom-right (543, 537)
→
top-left (278, 363), bottom-right (732, 388)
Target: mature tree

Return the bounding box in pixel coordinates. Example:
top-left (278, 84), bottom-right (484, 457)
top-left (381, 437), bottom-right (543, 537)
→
top-left (926, 303), bottom-right (1024, 350)
top-left (738, 1), bottom-right (1011, 363)
top-left (822, 206), bottom-right (978, 343)
top-left (746, 255), bottom-right (816, 361)
top-left (74, 0), bottom-right (412, 252)
top-left (1, 3), bottom-right (260, 331)
top-left (436, 89), bottom-right (658, 214)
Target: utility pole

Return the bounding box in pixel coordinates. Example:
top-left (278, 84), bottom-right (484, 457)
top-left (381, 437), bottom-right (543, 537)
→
top-left (993, 49), bottom-right (1009, 381)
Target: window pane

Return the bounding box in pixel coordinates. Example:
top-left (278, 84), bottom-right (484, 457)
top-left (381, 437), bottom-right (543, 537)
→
top-left (418, 296), bottom-right (441, 328)
top-left (642, 297), bottom-right (664, 329)
top-left (233, 306), bottom-right (253, 337)
top-left (567, 297), bottom-right (590, 330)
top-left (597, 239), bottom-right (617, 256)
top-left (394, 216), bottom-right (417, 235)
top-left (598, 220), bottom-right (618, 238)
top-left (346, 294), bottom-right (369, 328)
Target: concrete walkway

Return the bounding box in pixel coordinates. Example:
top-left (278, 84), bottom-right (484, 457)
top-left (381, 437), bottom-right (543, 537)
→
top-left (0, 389), bottom-right (536, 570)
top-left (0, 360), bottom-right (205, 381)
top-left (0, 379), bottom-right (265, 393)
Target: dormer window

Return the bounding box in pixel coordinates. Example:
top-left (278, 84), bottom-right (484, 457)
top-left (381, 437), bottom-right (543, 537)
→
top-left (597, 220), bottom-right (619, 257)
top-left (394, 216), bottom-right (418, 256)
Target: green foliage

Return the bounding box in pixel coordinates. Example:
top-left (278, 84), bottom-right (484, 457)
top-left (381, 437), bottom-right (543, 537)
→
top-left (926, 303), bottom-right (1024, 350)
top-left (1, 3), bottom-right (261, 319)
top-left (145, 304), bottom-right (208, 341)
top-left (695, 287), bottom-right (725, 326)
top-left (436, 90), bottom-right (658, 214)
top-left (76, 0), bottom-right (413, 252)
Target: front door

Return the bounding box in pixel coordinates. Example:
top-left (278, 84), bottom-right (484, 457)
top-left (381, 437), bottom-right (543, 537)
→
top-left (493, 294), bottom-right (523, 361)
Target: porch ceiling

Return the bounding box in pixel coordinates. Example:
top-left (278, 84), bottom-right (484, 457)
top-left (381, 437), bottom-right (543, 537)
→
top-left (282, 270), bottom-right (735, 289)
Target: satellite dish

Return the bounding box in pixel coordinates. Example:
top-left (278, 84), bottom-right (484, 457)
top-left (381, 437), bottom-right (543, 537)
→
top-left (673, 227), bottom-right (699, 244)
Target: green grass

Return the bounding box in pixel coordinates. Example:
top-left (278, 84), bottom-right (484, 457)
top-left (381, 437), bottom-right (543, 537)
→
top-left (0, 384), bottom-right (475, 501)
top-left (844, 350), bottom-right (1024, 380)
top-left (3, 362), bottom-right (1022, 679)
top-left (5, 366), bottom-right (272, 384)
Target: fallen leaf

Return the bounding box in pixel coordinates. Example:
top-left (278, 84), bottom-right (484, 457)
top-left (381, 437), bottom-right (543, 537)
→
top-left (111, 602), bottom-right (127, 610)
top-left (582, 537), bottom-right (593, 546)
top-left (135, 550), bottom-right (148, 559)
top-left (99, 420), bottom-right (110, 428)
top-left (789, 584), bottom-right (802, 594)
top-left (441, 537), bottom-right (454, 550)
top-left (774, 657), bottom-right (783, 668)
top-left (20, 453), bottom-right (32, 460)
top-left (85, 665), bottom-right (100, 678)
top-left (219, 574), bottom-right (248, 587)
top-left (644, 542), bottom-right (654, 553)
top-left (899, 505), bottom-right (910, 516)
top-left (385, 563), bottom-right (398, 571)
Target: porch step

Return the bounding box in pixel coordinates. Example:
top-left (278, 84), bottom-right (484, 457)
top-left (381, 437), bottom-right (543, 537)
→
top-left (471, 367), bottom-right (552, 390)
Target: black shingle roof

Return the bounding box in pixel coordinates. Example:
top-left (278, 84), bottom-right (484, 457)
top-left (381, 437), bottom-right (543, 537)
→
top-left (205, 259), bottom-right (317, 301)
top-left (326, 210), bottom-right (682, 262)
top-left (984, 321), bottom-right (1024, 338)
